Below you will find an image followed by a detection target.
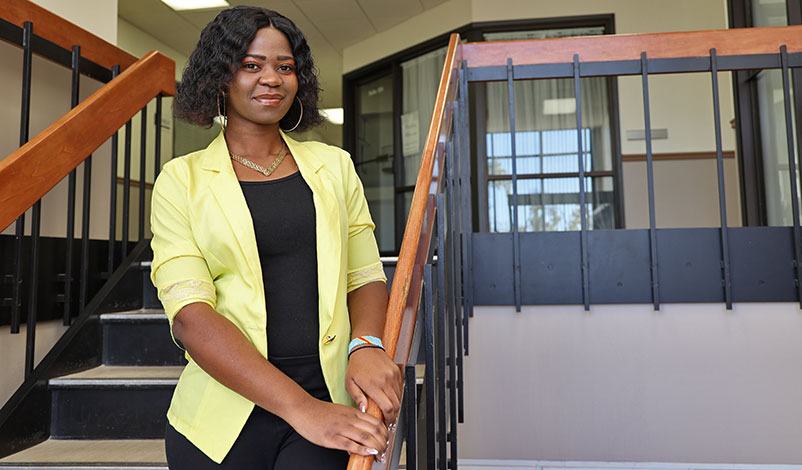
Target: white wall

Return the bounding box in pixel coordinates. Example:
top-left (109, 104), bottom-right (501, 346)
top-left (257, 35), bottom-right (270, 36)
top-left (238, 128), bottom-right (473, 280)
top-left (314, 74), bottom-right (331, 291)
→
top-left (459, 303), bottom-right (802, 464)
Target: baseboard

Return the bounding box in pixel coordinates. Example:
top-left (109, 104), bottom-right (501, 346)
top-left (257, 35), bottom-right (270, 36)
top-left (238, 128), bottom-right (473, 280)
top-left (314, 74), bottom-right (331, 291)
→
top-left (458, 460), bottom-right (802, 470)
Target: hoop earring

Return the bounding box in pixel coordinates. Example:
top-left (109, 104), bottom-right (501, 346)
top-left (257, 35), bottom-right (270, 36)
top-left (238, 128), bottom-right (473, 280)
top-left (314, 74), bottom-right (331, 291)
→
top-left (281, 97), bottom-right (303, 132)
top-left (217, 91), bottom-right (227, 133)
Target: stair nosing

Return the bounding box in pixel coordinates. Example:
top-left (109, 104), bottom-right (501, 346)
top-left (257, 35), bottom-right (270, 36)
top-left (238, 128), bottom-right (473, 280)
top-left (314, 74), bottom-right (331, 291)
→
top-left (49, 378), bottom-right (178, 388)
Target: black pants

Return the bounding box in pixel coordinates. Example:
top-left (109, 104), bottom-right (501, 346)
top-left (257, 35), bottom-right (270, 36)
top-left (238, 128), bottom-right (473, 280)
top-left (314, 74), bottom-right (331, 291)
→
top-left (165, 354), bottom-right (349, 470)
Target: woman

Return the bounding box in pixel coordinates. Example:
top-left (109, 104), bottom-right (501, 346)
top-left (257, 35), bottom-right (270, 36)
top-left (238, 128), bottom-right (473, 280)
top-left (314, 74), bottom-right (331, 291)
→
top-left (150, 6), bottom-right (402, 469)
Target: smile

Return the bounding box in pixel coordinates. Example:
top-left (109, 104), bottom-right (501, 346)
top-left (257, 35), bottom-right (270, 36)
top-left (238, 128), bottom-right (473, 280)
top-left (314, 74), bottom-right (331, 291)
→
top-left (252, 94), bottom-right (284, 106)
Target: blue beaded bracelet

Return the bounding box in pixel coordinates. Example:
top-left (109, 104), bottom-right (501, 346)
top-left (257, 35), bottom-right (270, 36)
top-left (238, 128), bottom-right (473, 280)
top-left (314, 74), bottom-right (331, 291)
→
top-left (348, 335), bottom-right (384, 355)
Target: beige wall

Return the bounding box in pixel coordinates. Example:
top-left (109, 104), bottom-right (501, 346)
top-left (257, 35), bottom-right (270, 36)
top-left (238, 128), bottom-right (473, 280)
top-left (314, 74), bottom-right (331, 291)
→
top-left (623, 158), bottom-right (742, 229)
top-left (30, 0), bottom-right (117, 45)
top-left (460, 303), bottom-right (802, 464)
top-left (0, 321), bottom-right (69, 406)
top-left (1, 2), bottom-right (118, 239)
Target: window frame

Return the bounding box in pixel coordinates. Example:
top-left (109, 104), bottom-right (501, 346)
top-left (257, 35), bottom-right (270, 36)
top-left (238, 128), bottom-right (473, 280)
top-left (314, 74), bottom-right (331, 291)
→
top-left (729, 0), bottom-right (802, 226)
top-left (343, 14), bottom-right (622, 254)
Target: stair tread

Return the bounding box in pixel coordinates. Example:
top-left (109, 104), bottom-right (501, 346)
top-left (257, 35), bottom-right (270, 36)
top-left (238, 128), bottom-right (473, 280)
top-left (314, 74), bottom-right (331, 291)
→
top-left (0, 439), bottom-right (165, 465)
top-left (52, 365), bottom-right (183, 383)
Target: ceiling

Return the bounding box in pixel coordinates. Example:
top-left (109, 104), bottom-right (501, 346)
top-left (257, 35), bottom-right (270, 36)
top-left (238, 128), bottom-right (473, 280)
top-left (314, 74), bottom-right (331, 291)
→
top-left (118, 0), bottom-right (449, 107)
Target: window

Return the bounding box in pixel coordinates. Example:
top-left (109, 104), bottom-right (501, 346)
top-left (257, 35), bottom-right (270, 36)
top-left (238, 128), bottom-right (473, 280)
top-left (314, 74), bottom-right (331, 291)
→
top-left (344, 16), bottom-right (620, 254)
top-left (730, 0), bottom-right (802, 225)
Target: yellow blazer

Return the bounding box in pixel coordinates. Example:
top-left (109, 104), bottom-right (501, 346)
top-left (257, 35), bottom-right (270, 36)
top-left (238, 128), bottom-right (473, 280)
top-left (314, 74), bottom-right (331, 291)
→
top-left (149, 130), bottom-right (385, 463)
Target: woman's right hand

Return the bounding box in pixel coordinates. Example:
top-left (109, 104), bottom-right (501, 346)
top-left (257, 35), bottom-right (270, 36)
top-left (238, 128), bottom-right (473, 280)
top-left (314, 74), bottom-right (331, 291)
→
top-left (285, 396), bottom-right (389, 457)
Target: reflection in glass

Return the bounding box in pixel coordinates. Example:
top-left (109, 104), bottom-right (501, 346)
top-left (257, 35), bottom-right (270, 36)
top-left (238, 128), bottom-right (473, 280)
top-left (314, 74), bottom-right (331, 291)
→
top-left (484, 28), bottom-right (614, 232)
top-left (488, 177), bottom-right (615, 232)
top-left (355, 74), bottom-right (394, 252)
top-left (401, 47), bottom-right (448, 186)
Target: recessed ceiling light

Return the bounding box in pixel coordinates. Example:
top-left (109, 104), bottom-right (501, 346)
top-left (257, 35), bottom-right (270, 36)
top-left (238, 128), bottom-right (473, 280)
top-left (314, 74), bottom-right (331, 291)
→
top-left (321, 108), bottom-right (344, 126)
top-left (160, 0), bottom-right (230, 11)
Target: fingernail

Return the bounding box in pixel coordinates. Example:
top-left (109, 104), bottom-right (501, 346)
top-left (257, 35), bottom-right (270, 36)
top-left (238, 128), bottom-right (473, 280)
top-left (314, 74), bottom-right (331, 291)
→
top-left (367, 448), bottom-right (379, 455)
top-left (388, 422), bottom-right (396, 432)
top-left (360, 403), bottom-right (366, 413)
top-left (378, 453), bottom-right (386, 463)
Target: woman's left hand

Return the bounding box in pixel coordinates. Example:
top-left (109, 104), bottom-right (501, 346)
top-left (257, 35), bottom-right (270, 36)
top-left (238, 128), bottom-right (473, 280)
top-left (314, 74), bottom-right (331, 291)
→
top-left (345, 347), bottom-right (403, 426)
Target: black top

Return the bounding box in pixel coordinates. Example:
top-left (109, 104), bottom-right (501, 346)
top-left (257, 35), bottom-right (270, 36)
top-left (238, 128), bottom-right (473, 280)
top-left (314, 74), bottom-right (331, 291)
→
top-left (239, 171), bottom-right (319, 358)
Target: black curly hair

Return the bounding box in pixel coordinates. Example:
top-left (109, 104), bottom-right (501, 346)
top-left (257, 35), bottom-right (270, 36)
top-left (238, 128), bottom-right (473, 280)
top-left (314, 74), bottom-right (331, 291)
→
top-left (174, 6), bottom-right (323, 132)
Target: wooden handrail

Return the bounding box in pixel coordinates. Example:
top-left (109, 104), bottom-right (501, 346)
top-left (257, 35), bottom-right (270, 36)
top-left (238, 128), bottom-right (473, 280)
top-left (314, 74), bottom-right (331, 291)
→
top-left (0, 51), bottom-right (174, 231)
top-left (0, 0), bottom-right (137, 71)
top-left (461, 25), bottom-right (802, 67)
top-left (347, 33), bottom-right (462, 470)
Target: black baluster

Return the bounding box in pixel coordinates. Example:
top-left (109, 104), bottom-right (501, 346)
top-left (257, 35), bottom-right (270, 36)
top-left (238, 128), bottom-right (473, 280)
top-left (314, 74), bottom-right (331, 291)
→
top-left (107, 65), bottom-right (120, 275)
top-left (436, 194), bottom-right (447, 470)
top-left (122, 120), bottom-right (132, 259)
top-left (506, 58), bottom-right (522, 312)
top-left (139, 105), bottom-right (147, 241)
top-left (11, 22), bottom-right (33, 335)
top-left (573, 54), bottom-right (591, 311)
top-left (444, 143), bottom-right (459, 462)
top-left (79, 160), bottom-right (93, 311)
top-left (62, 45), bottom-right (80, 325)
top-left (459, 61), bottom-right (473, 362)
top-left (20, 22), bottom-right (36, 375)
top-left (155, 95), bottom-right (163, 179)
top-left (423, 263), bottom-right (436, 470)
top-left (405, 364), bottom-right (417, 470)
top-left (641, 53), bottom-right (661, 311)
top-left (710, 49), bottom-right (732, 309)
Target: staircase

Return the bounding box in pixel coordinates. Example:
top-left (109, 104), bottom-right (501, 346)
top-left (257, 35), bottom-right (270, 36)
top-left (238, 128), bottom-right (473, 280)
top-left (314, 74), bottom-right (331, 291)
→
top-left (0, 262), bottom-right (177, 469)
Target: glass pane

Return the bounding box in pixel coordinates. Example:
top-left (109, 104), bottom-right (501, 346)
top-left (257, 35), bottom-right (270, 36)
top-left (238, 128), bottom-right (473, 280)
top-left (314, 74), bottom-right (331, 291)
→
top-left (488, 176), bottom-right (615, 232)
top-left (752, 0), bottom-right (800, 226)
top-left (355, 74), bottom-right (394, 252)
top-left (486, 129), bottom-right (592, 176)
top-left (483, 27), bottom-right (613, 231)
top-left (755, 69), bottom-right (799, 226)
top-left (401, 46), bottom-right (448, 186)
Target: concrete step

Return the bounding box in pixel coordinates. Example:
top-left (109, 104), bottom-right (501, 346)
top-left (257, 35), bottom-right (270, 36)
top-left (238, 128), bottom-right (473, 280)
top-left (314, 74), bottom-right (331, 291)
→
top-left (49, 365), bottom-right (182, 439)
top-left (0, 438), bottom-right (166, 469)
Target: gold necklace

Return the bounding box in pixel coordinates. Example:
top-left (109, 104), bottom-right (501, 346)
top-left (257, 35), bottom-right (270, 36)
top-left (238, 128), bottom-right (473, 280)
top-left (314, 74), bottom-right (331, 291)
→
top-left (229, 145), bottom-right (288, 177)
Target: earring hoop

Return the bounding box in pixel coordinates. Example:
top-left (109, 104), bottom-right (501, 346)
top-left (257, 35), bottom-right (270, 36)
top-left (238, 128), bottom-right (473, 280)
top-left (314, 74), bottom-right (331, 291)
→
top-left (217, 91), bottom-right (227, 133)
top-left (281, 97), bottom-right (303, 132)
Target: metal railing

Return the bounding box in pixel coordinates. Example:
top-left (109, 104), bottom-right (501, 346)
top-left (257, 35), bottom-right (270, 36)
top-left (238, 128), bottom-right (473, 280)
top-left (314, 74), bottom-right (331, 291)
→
top-left (350, 24), bottom-right (802, 470)
top-left (0, 1), bottom-right (174, 378)
top-left (347, 33), bottom-right (470, 470)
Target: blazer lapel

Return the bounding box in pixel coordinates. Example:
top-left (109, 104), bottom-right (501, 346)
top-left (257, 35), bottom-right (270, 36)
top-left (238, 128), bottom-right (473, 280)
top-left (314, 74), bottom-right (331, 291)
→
top-left (201, 132), bottom-right (261, 280)
top-left (282, 132), bottom-right (342, 333)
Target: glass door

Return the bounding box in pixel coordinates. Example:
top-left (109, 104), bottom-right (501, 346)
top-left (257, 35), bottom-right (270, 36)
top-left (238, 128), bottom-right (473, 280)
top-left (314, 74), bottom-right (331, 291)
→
top-left (354, 73), bottom-right (395, 253)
